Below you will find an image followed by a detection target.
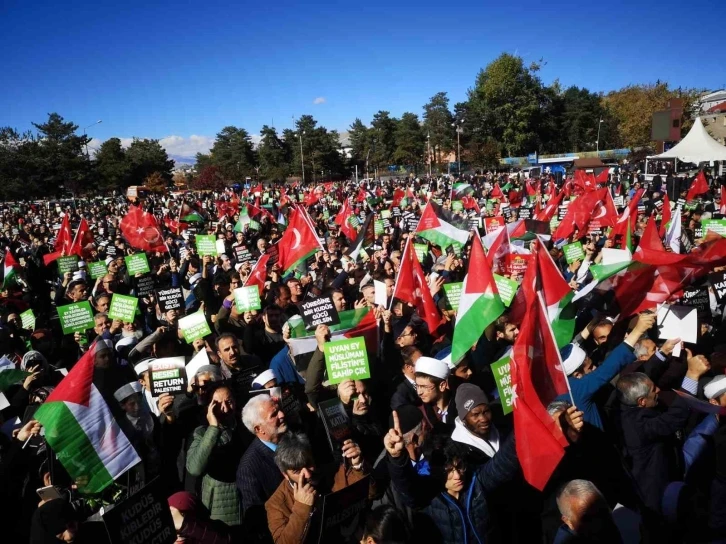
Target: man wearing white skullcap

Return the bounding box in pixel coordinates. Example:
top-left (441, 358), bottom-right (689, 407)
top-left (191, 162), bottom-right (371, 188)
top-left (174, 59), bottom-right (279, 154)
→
top-left (114, 381), bottom-right (162, 475)
top-left (706, 375), bottom-right (726, 408)
top-left (414, 356), bottom-right (457, 430)
top-left (134, 358), bottom-right (162, 417)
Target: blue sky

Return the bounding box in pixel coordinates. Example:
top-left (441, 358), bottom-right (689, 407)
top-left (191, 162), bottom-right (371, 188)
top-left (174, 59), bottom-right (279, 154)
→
top-left (2, 0), bottom-right (724, 157)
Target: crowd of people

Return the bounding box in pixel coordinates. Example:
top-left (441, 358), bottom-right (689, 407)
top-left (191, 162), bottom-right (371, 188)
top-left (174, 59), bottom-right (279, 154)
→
top-left (1, 166), bottom-right (726, 544)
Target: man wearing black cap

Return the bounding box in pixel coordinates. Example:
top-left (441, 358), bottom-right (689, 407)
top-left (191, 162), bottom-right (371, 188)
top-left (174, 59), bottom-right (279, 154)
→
top-left (451, 383), bottom-right (501, 465)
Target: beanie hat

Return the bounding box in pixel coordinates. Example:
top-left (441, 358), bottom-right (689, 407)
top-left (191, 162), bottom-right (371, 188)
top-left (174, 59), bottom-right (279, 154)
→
top-left (455, 383), bottom-right (489, 419)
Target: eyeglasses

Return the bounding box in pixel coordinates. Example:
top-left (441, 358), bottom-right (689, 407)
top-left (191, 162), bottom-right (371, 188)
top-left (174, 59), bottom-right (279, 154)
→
top-left (415, 383), bottom-right (436, 392)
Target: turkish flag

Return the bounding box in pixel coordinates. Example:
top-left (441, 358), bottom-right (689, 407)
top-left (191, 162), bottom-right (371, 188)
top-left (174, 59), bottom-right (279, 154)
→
top-left (216, 200), bottom-right (239, 219)
top-left (609, 188), bottom-right (645, 243)
top-left (120, 205), bottom-right (167, 253)
top-left (276, 207), bottom-right (321, 274)
top-left (686, 171), bottom-right (710, 202)
top-left (334, 199), bottom-right (357, 241)
top-left (510, 245), bottom-right (568, 491)
top-left (721, 186), bottom-right (726, 215)
top-left (392, 188), bottom-right (405, 207)
top-left (244, 253), bottom-right (270, 296)
top-left (594, 167), bottom-right (610, 184)
top-left (535, 190), bottom-right (564, 222)
top-left (553, 188), bottom-right (617, 240)
top-left (69, 218), bottom-right (94, 258)
top-left (55, 214), bottom-right (72, 255)
top-left (489, 183), bottom-right (504, 199)
top-left (392, 238), bottom-right (443, 335)
top-left (633, 216), bottom-right (687, 266)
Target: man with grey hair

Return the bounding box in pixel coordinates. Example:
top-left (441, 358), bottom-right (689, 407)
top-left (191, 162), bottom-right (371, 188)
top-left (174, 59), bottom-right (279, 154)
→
top-left (265, 431), bottom-right (367, 543)
top-left (237, 394), bottom-right (289, 541)
top-left (555, 479), bottom-right (622, 543)
top-left (617, 364), bottom-right (702, 520)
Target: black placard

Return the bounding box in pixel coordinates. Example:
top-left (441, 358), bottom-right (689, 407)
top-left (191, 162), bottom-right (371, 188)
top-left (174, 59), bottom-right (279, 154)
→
top-left (102, 478), bottom-right (175, 544)
top-left (234, 246), bottom-right (253, 264)
top-left (681, 286), bottom-right (710, 318)
top-left (318, 398), bottom-right (352, 454)
top-left (155, 287), bottom-right (184, 312)
top-left (135, 275), bottom-right (156, 298)
top-left (392, 206), bottom-right (401, 217)
top-left (709, 272), bottom-right (726, 304)
top-left (518, 207), bottom-right (531, 220)
top-left (149, 358), bottom-right (187, 396)
top-left (558, 205), bottom-right (569, 220)
top-left (266, 244), bottom-right (279, 266)
top-left (300, 295), bottom-right (340, 329)
top-left (106, 245), bottom-right (117, 257)
top-left (316, 476), bottom-right (370, 544)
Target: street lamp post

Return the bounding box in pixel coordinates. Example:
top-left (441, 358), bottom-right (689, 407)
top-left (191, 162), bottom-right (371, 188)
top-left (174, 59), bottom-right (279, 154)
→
top-left (298, 131), bottom-right (305, 184)
top-left (83, 120), bottom-right (102, 159)
top-left (452, 121), bottom-right (464, 176)
top-left (427, 133), bottom-right (432, 178)
top-left (596, 119), bottom-right (604, 155)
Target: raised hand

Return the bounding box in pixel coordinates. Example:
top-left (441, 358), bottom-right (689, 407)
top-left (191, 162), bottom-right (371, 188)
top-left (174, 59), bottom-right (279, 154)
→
top-left (383, 410), bottom-right (405, 458)
top-left (293, 473), bottom-right (316, 506)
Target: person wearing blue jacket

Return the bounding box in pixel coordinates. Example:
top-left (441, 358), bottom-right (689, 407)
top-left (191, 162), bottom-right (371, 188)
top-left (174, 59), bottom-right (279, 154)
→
top-left (383, 410), bottom-right (520, 544)
top-left (555, 311), bottom-right (657, 430)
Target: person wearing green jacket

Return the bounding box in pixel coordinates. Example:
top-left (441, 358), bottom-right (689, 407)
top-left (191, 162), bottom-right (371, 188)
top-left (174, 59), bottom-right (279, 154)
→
top-left (186, 384), bottom-right (248, 529)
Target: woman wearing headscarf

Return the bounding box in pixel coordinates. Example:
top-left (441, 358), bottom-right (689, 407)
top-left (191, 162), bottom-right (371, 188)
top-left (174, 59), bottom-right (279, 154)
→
top-left (168, 491), bottom-right (231, 544)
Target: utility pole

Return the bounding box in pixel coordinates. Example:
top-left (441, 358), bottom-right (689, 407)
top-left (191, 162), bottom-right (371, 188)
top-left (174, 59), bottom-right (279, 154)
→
top-left (83, 120), bottom-right (102, 159)
top-left (427, 132), bottom-right (432, 178)
top-left (596, 118), bottom-right (604, 155)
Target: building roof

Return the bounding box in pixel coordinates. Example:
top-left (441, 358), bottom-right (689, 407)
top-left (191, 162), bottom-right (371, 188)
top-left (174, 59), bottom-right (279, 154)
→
top-left (707, 101), bottom-right (726, 113)
top-left (573, 158), bottom-right (605, 169)
top-left (649, 117), bottom-right (726, 162)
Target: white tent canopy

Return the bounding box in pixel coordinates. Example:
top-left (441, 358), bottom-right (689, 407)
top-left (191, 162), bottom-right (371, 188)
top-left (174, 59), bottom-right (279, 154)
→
top-left (648, 117), bottom-right (726, 163)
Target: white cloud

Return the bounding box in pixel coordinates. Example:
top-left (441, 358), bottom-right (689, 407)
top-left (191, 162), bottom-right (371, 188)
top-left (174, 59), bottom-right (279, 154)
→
top-left (88, 133), bottom-right (264, 160)
top-left (313, 97), bottom-right (326, 105)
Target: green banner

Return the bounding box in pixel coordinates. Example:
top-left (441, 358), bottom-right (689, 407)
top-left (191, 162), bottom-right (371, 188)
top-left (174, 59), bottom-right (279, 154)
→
top-left (380, 209), bottom-right (391, 219)
top-left (563, 241), bottom-right (585, 264)
top-left (57, 255), bottom-right (79, 275)
top-left (57, 301), bottom-right (95, 335)
top-left (108, 294), bottom-right (139, 322)
top-left (702, 219), bottom-right (726, 237)
top-left (493, 274), bottom-right (519, 307)
top-left (324, 336), bottom-right (370, 384)
top-left (20, 308), bottom-right (35, 330)
top-left (374, 220), bottom-right (385, 236)
top-left (125, 253), bottom-right (150, 275)
top-left (178, 311), bottom-right (212, 343)
top-left (195, 235), bottom-right (218, 256)
top-left (451, 200), bottom-right (463, 212)
top-left (88, 261), bottom-right (108, 279)
top-left (491, 355), bottom-right (514, 415)
top-left (234, 286), bottom-right (262, 312)
top-left (413, 243), bottom-right (428, 262)
top-left (442, 282), bottom-right (463, 311)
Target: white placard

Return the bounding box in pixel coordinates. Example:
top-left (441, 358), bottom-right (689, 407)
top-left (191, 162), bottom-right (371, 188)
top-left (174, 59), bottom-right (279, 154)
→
top-left (657, 304), bottom-right (697, 344)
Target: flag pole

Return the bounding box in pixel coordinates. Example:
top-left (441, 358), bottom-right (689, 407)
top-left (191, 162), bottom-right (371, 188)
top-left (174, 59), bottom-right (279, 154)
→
top-left (389, 236), bottom-right (412, 311)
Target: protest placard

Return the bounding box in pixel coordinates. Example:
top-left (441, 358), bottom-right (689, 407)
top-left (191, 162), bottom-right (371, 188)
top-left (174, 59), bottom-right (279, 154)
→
top-left (57, 255), bottom-right (79, 275)
top-left (702, 219), bottom-right (726, 237)
top-left (108, 294), bottom-right (139, 322)
top-left (135, 275), bottom-right (156, 298)
top-left (380, 209), bottom-right (391, 219)
top-left (300, 295), bottom-right (340, 329)
top-left (266, 244), bottom-right (279, 266)
top-left (373, 280), bottom-right (388, 307)
top-left (681, 286), bottom-right (710, 318)
top-left (88, 261), bottom-right (108, 279)
top-left (491, 356), bottom-right (513, 415)
top-left (493, 274), bottom-right (519, 306)
top-left (563, 242), bottom-right (585, 264)
top-left (215, 239), bottom-right (227, 255)
top-left (155, 287), bottom-right (184, 312)
top-left (57, 301), bottom-right (95, 334)
top-left (234, 285), bottom-right (262, 312)
top-left (102, 478), bottom-right (176, 544)
top-left (234, 246), bottom-right (253, 265)
top-left (503, 254), bottom-right (530, 280)
top-left (709, 271), bottom-right (726, 304)
top-left (149, 357), bottom-right (187, 396)
top-left (374, 219), bottom-right (384, 236)
top-left (518, 207), bottom-right (531, 220)
top-left (317, 398), bottom-right (352, 453)
top-left (484, 216), bottom-right (505, 234)
top-left (195, 235), bottom-right (218, 256)
top-left (413, 243), bottom-right (428, 262)
top-left (316, 476), bottom-right (370, 544)
top-left (125, 253), bottom-right (150, 275)
top-left (657, 304), bottom-right (697, 344)
top-left (452, 201), bottom-right (464, 212)
top-left (178, 311), bottom-right (212, 343)
top-left (20, 308), bottom-right (35, 330)
top-left (184, 349), bottom-right (209, 382)
top-left (442, 282), bottom-right (462, 311)
top-left (323, 337), bottom-right (370, 384)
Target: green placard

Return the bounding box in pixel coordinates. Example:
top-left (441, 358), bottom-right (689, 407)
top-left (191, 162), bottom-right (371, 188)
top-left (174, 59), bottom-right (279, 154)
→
top-left (374, 220), bottom-right (385, 236)
top-left (491, 356), bottom-right (513, 415)
top-left (234, 286), bottom-right (262, 312)
top-left (493, 274), bottom-right (519, 307)
top-left (702, 219), bottom-right (726, 237)
top-left (563, 242), bottom-right (585, 264)
top-left (20, 308), bottom-right (36, 330)
top-left (322, 209), bottom-right (330, 220)
top-left (442, 282), bottom-right (463, 311)
top-left (549, 217), bottom-right (560, 229)
top-left (195, 235), bottom-right (218, 256)
top-left (125, 253), bottom-right (150, 275)
top-left (452, 201), bottom-right (463, 212)
top-left (380, 210), bottom-right (391, 219)
top-left (57, 301), bottom-right (95, 335)
top-left (178, 311), bottom-right (212, 343)
top-left (88, 261), bottom-right (108, 279)
top-left (413, 243), bottom-right (428, 262)
top-left (108, 294), bottom-right (139, 322)
top-left (57, 255), bottom-right (79, 275)
top-left (323, 336), bottom-right (370, 384)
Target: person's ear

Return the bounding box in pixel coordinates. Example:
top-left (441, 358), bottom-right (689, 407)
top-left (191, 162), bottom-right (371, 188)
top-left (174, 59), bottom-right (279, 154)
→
top-left (42, 472), bottom-right (52, 487)
top-left (637, 397), bottom-right (646, 408)
top-left (561, 515), bottom-right (575, 531)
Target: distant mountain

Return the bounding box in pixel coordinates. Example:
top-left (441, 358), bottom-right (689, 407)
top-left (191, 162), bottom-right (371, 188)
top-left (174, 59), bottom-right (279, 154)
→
top-left (170, 154), bottom-right (196, 166)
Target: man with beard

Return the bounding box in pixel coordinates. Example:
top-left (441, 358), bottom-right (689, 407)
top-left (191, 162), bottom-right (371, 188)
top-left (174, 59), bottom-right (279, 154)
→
top-left (237, 395), bottom-right (290, 540)
top-left (217, 333), bottom-right (263, 402)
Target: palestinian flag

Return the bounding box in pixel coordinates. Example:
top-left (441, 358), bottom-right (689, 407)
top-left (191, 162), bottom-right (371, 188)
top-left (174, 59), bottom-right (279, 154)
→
top-left (286, 308), bottom-right (378, 357)
top-left (451, 234), bottom-right (504, 364)
top-left (234, 208), bottom-right (251, 232)
top-left (452, 183), bottom-right (474, 199)
top-left (415, 201), bottom-right (469, 249)
top-left (180, 203), bottom-right (205, 223)
top-left (276, 207), bottom-right (323, 276)
top-left (400, 187), bottom-right (416, 208)
top-left (3, 250), bottom-right (21, 289)
top-left (346, 214), bottom-right (375, 262)
top-left (0, 356), bottom-right (29, 392)
top-left (35, 341), bottom-right (141, 494)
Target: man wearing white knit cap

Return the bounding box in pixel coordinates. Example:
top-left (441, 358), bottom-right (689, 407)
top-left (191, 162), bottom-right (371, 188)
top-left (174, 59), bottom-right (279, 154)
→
top-left (414, 356), bottom-right (457, 431)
